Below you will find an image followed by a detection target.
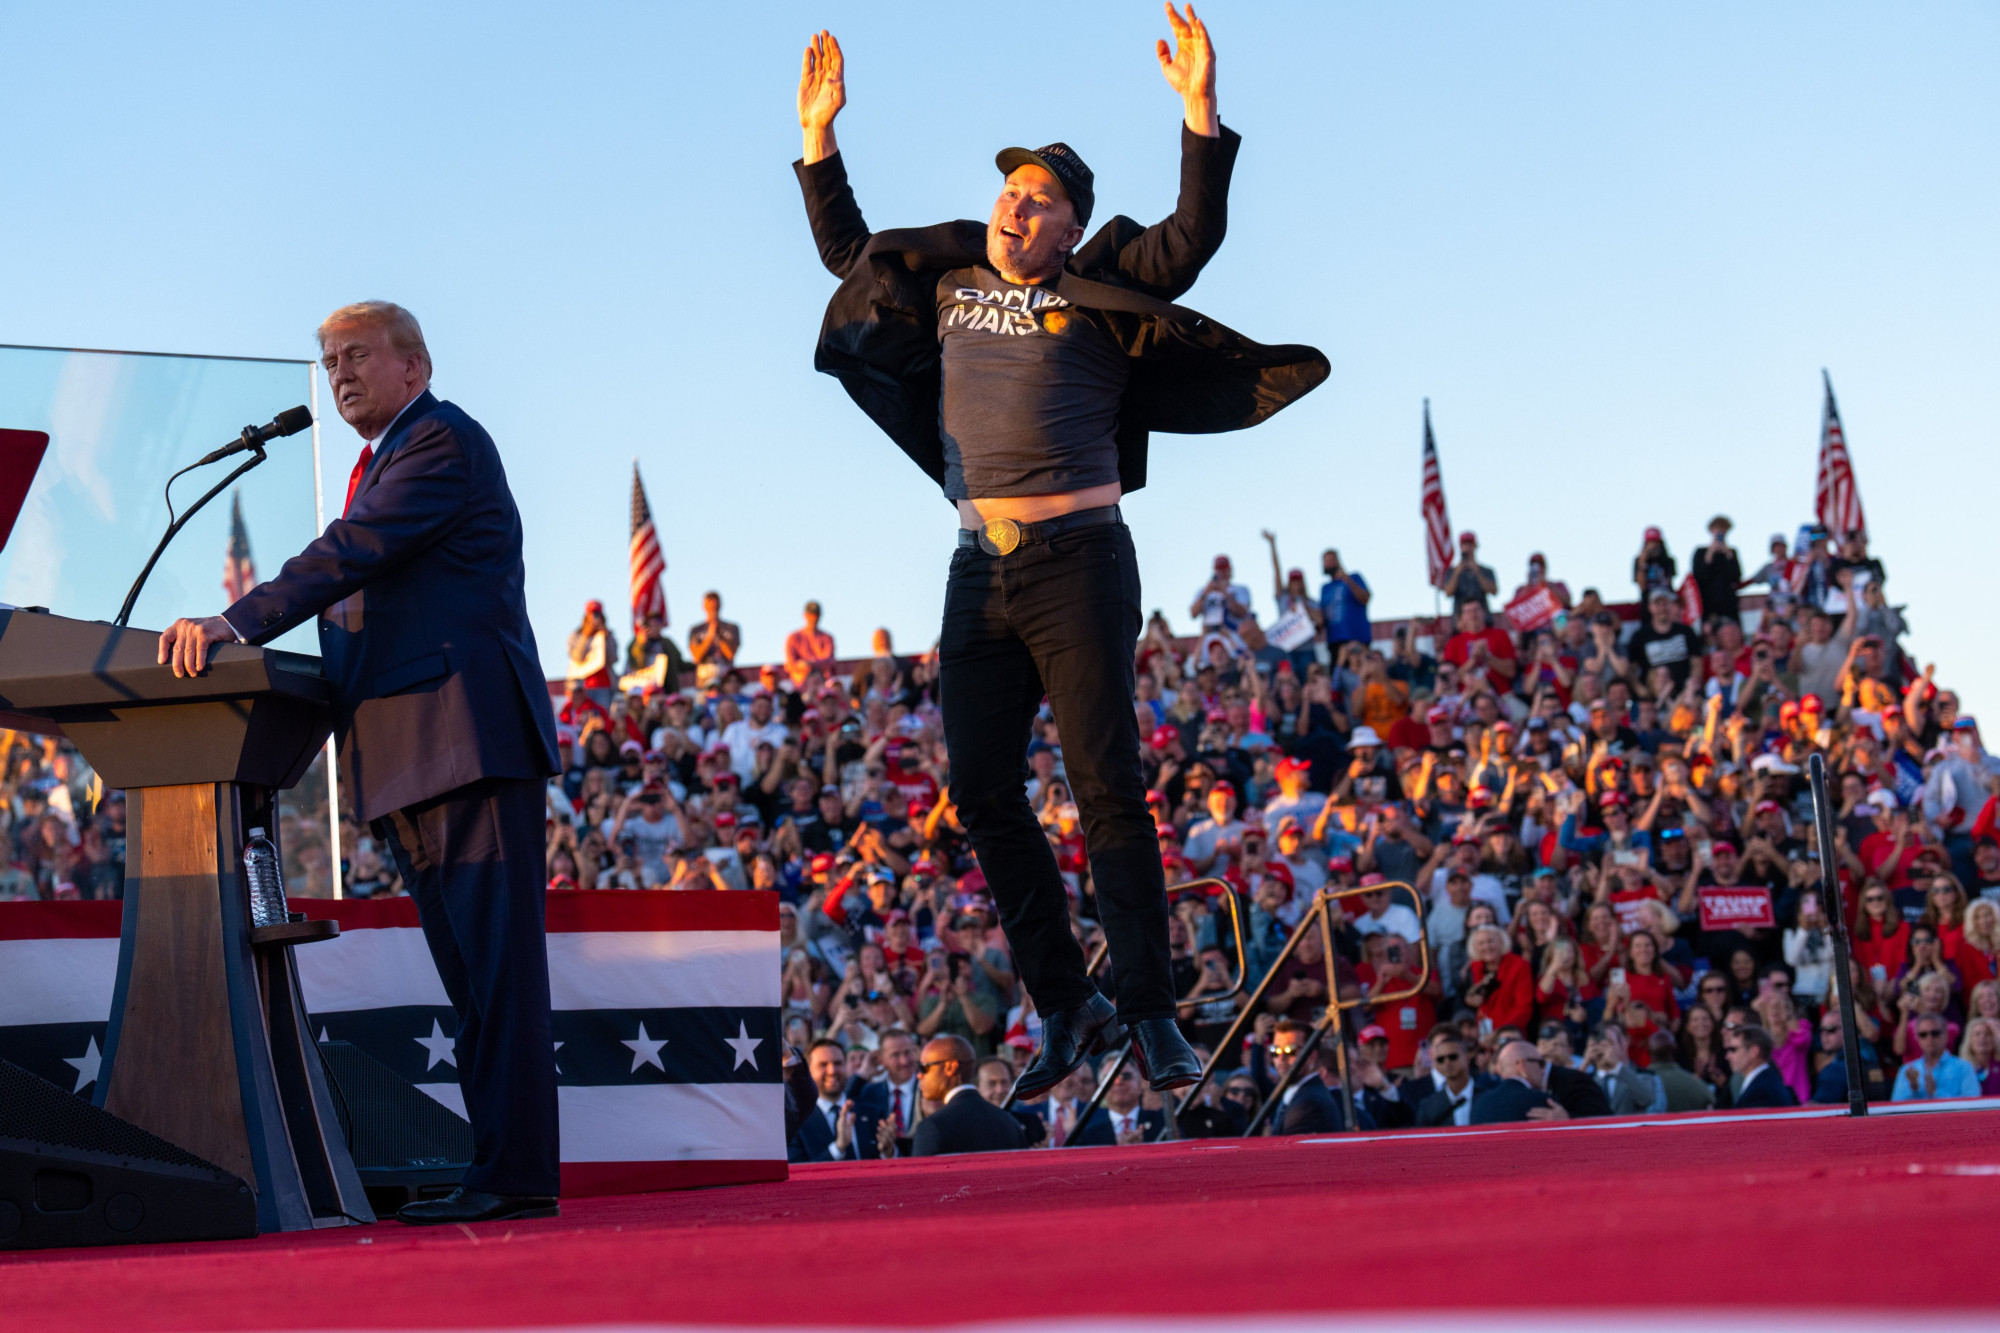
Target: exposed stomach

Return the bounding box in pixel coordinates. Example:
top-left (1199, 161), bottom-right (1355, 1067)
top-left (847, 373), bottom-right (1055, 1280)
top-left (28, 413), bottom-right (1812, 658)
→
top-left (957, 482), bottom-right (1122, 528)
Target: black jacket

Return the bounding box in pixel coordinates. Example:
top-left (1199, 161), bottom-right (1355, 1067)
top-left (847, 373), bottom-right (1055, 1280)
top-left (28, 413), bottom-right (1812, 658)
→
top-left (912, 1088), bottom-right (1027, 1156)
top-left (1733, 1064), bottom-right (1800, 1110)
top-left (1414, 1073), bottom-right (1499, 1127)
top-left (226, 393), bottom-right (560, 821)
top-left (1547, 1065), bottom-right (1615, 1118)
top-left (1072, 1105), bottom-right (1167, 1146)
top-left (794, 126), bottom-right (1328, 499)
top-left (1469, 1078), bottom-right (1559, 1124)
top-left (1271, 1072), bottom-right (1347, 1135)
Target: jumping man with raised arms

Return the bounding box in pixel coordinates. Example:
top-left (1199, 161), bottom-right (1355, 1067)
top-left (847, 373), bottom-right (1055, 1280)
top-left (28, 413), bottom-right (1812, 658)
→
top-left (794, 6), bottom-right (1327, 1100)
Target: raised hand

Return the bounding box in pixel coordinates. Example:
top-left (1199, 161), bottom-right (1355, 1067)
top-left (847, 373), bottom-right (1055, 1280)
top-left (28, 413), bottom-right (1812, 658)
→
top-left (1155, 3), bottom-right (1218, 136)
top-left (798, 30), bottom-right (846, 162)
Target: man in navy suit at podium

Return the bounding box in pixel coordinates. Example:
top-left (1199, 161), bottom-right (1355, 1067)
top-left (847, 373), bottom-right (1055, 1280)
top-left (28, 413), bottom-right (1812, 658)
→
top-left (158, 301), bottom-right (563, 1226)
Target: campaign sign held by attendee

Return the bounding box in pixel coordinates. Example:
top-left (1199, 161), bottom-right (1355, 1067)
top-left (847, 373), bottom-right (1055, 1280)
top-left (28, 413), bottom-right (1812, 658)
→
top-left (1697, 885), bottom-right (1777, 931)
top-left (1265, 609), bottom-right (1318, 653)
top-left (1503, 584), bottom-right (1562, 634)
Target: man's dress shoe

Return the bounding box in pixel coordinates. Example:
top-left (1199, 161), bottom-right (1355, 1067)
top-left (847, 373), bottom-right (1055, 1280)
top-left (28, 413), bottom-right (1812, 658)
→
top-left (396, 1186), bottom-right (560, 1226)
top-left (1012, 992), bottom-right (1125, 1101)
top-left (1129, 1016), bottom-right (1203, 1091)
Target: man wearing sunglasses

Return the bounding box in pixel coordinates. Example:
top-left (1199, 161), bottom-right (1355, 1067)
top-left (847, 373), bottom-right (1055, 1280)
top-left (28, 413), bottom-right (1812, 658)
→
top-left (1470, 1041), bottom-right (1569, 1123)
top-left (1724, 1025), bottom-right (1799, 1108)
top-left (911, 1036), bottom-right (1026, 1156)
top-left (1413, 1031), bottom-right (1496, 1127)
top-left (1809, 1014), bottom-right (1889, 1104)
top-left (1892, 1018), bottom-right (1982, 1101)
top-left (1263, 1019), bottom-right (1351, 1134)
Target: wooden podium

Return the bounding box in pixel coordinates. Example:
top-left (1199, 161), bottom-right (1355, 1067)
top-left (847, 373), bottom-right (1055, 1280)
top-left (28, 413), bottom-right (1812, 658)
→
top-left (0, 607), bottom-right (374, 1232)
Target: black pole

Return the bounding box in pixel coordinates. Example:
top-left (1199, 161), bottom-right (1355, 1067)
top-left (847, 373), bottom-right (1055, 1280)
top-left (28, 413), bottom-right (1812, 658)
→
top-left (115, 446), bottom-right (270, 628)
top-left (1808, 753), bottom-right (1868, 1117)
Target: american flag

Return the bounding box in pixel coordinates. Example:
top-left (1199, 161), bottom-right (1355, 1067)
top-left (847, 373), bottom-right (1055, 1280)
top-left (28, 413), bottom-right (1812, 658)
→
top-left (222, 489), bottom-right (256, 602)
top-left (1420, 400), bottom-right (1454, 591)
top-left (630, 462), bottom-right (667, 627)
top-left (1815, 370), bottom-right (1866, 543)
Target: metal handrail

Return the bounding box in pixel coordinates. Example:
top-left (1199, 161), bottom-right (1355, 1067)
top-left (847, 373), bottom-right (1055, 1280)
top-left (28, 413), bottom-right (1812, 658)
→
top-left (1168, 880), bottom-right (1430, 1137)
top-left (1056, 880), bottom-right (1247, 1145)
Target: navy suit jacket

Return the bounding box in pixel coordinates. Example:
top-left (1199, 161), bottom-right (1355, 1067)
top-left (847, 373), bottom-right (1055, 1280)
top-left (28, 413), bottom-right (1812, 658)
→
top-left (912, 1089), bottom-right (1026, 1156)
top-left (226, 392), bottom-right (559, 821)
top-left (1732, 1064), bottom-right (1800, 1110)
top-left (1072, 1106), bottom-right (1167, 1146)
top-left (789, 1102), bottom-right (840, 1163)
top-left (1469, 1078), bottom-right (1558, 1124)
top-left (1272, 1072), bottom-right (1350, 1135)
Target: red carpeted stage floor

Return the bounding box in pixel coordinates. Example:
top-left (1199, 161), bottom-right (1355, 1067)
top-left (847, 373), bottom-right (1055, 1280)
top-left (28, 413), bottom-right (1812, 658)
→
top-left (9, 1104), bottom-right (2000, 1332)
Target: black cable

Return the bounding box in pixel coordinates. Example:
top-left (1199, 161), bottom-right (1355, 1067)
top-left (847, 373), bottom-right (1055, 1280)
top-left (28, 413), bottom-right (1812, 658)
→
top-left (114, 447), bottom-right (271, 628)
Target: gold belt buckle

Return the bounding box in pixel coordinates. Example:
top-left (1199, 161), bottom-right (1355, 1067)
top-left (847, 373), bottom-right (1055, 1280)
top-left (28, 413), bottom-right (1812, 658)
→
top-left (978, 518), bottom-right (1022, 557)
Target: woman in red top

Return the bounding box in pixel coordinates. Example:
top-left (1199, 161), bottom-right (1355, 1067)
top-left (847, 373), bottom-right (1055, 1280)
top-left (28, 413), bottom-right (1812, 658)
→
top-left (1579, 901), bottom-right (1622, 992)
top-left (1851, 883), bottom-right (1910, 989)
top-left (1355, 933), bottom-right (1439, 1073)
top-left (1534, 937), bottom-right (1594, 1032)
top-left (1465, 925), bottom-right (1535, 1035)
top-left (1923, 877), bottom-right (1971, 964)
top-left (1956, 900), bottom-right (2000, 995)
top-left (1513, 898), bottom-right (1567, 974)
top-left (1620, 930), bottom-right (1681, 1032)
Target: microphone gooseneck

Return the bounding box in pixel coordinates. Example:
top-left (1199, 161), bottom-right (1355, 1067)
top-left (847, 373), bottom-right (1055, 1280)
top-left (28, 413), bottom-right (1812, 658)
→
top-left (114, 406), bottom-right (315, 629)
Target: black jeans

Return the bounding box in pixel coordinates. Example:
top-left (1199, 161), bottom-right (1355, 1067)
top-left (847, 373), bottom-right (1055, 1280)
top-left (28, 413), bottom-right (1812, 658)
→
top-left (938, 521), bottom-right (1174, 1020)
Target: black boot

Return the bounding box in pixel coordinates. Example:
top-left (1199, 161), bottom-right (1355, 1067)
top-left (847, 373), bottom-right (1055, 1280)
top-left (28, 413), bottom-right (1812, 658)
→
top-left (1128, 1017), bottom-right (1203, 1092)
top-left (1012, 992), bottom-right (1125, 1101)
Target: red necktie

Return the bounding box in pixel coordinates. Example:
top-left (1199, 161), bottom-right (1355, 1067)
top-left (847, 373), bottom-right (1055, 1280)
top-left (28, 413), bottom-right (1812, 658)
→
top-left (343, 443), bottom-right (374, 516)
top-left (892, 1086), bottom-right (906, 1134)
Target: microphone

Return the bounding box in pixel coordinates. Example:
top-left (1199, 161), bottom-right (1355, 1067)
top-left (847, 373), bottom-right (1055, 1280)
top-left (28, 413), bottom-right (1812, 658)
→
top-left (195, 406), bottom-right (313, 466)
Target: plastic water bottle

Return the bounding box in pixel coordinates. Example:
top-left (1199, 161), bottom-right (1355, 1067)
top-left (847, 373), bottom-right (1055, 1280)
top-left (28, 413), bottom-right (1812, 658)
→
top-left (244, 828), bottom-right (288, 928)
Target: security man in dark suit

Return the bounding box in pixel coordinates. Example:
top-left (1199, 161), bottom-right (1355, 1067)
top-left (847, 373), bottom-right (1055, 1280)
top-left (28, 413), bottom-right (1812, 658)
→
top-left (1726, 1025), bottom-right (1801, 1109)
top-left (1470, 1041), bottom-right (1572, 1124)
top-left (1263, 1018), bottom-right (1350, 1135)
top-left (912, 1036), bottom-right (1025, 1157)
top-left (160, 301), bottom-right (562, 1225)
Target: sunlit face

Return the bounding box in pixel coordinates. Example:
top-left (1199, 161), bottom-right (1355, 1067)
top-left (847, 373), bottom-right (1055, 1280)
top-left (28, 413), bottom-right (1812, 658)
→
top-left (808, 1044), bottom-right (846, 1100)
top-left (977, 1061), bottom-right (1013, 1106)
top-left (320, 320), bottom-right (427, 440)
top-left (987, 164), bottom-right (1083, 282)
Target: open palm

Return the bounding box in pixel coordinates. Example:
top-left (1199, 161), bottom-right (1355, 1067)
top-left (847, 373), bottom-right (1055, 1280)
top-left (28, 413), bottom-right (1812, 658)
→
top-left (798, 30), bottom-right (845, 129)
top-left (1155, 3), bottom-right (1214, 103)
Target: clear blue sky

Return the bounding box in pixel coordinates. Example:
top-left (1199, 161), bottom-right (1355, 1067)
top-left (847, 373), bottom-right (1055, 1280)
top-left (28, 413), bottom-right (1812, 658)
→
top-left (3, 4), bottom-right (1994, 703)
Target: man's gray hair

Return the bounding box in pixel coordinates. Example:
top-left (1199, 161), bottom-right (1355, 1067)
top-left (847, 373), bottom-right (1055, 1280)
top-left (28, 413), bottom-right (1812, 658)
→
top-left (318, 301), bottom-right (432, 376)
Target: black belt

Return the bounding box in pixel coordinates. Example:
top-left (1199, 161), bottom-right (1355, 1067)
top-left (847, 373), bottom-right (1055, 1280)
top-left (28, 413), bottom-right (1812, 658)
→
top-left (957, 505), bottom-right (1123, 557)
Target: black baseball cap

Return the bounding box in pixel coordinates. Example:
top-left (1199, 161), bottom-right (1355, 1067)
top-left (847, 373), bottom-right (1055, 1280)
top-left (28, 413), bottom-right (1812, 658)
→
top-left (995, 142), bottom-right (1094, 229)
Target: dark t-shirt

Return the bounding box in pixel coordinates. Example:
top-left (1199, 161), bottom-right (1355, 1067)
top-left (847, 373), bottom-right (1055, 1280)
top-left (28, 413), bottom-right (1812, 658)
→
top-left (936, 266), bottom-right (1127, 500)
top-left (1627, 623), bottom-right (1703, 688)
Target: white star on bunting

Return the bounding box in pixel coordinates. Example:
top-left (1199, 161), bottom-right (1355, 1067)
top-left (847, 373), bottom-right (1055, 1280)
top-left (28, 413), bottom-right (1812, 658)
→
top-left (724, 1019), bottom-right (762, 1071)
top-left (622, 1022), bottom-right (667, 1073)
top-left (415, 1018), bottom-right (457, 1070)
top-left (64, 1036), bottom-right (102, 1094)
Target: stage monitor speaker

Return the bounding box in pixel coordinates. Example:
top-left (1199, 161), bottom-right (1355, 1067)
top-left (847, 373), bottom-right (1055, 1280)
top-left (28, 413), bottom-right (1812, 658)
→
top-left (0, 1059), bottom-right (257, 1251)
top-left (318, 1040), bottom-right (472, 1213)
